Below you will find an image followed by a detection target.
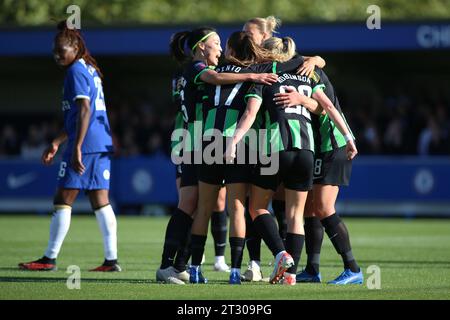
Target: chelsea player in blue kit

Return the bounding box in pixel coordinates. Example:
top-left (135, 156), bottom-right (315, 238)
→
top-left (19, 21), bottom-right (120, 272)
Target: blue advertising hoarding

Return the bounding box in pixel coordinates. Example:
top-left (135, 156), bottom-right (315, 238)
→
top-left (1, 22), bottom-right (450, 56)
top-left (0, 156), bottom-right (449, 216)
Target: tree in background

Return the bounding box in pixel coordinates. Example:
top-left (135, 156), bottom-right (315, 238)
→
top-left (1, 0), bottom-right (450, 26)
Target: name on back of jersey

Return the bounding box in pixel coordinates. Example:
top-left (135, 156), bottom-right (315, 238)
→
top-left (215, 65), bottom-right (242, 73)
top-left (277, 73), bottom-right (311, 84)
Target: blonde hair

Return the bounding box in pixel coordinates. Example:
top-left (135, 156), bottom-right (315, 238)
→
top-left (225, 31), bottom-right (289, 67)
top-left (245, 15), bottom-right (281, 37)
top-left (263, 37), bottom-right (296, 62)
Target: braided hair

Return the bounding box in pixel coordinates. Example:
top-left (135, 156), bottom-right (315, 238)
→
top-left (55, 20), bottom-right (103, 78)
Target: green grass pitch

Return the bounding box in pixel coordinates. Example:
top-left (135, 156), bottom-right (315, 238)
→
top-left (0, 215), bottom-right (449, 300)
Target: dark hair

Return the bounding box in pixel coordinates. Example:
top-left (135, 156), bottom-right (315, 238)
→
top-left (54, 20), bottom-right (103, 78)
top-left (169, 27), bottom-right (217, 60)
top-left (169, 31), bottom-right (189, 64)
top-left (225, 31), bottom-right (284, 67)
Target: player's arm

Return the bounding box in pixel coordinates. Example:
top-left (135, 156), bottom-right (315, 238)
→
top-left (225, 97), bottom-right (262, 163)
top-left (72, 98), bottom-right (91, 175)
top-left (199, 69), bottom-right (278, 86)
top-left (273, 87), bottom-right (322, 114)
top-left (42, 130), bottom-right (67, 165)
top-left (299, 56), bottom-right (326, 77)
top-left (312, 89), bottom-right (357, 160)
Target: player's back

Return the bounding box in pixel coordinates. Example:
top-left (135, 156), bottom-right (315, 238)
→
top-left (63, 58), bottom-right (113, 155)
top-left (255, 72), bottom-right (316, 154)
top-left (203, 64), bottom-right (253, 137)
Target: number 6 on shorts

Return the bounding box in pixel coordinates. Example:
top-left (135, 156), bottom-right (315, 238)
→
top-left (59, 161), bottom-right (67, 178)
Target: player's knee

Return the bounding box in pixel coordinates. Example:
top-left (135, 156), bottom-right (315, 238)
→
top-left (248, 206), bottom-right (258, 221)
top-left (53, 193), bottom-right (75, 207)
top-left (304, 202), bottom-right (315, 217)
top-left (178, 195), bottom-right (197, 215)
top-left (314, 202), bottom-right (335, 218)
top-left (88, 191), bottom-right (110, 210)
top-left (303, 210), bottom-right (316, 218)
top-left (249, 207), bottom-right (267, 221)
top-left (287, 215), bottom-right (303, 231)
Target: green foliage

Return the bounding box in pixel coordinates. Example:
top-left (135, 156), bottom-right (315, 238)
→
top-left (1, 0), bottom-right (450, 26)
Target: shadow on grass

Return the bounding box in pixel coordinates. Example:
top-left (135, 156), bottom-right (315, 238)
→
top-left (357, 259), bottom-right (450, 267)
top-left (0, 276), bottom-right (154, 284)
top-left (0, 267), bottom-right (21, 271)
top-left (0, 276), bottom-right (233, 285)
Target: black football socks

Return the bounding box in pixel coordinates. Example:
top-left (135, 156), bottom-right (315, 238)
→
top-left (174, 228), bottom-right (192, 272)
top-left (321, 213), bottom-right (360, 272)
top-left (190, 234), bottom-right (207, 266)
top-left (245, 207), bottom-right (262, 262)
top-left (253, 213), bottom-right (285, 256)
top-left (304, 216), bottom-right (324, 275)
top-left (229, 237), bottom-right (245, 269)
top-left (285, 233), bottom-right (305, 274)
top-left (211, 211), bottom-right (227, 257)
top-left (272, 200), bottom-right (287, 244)
top-left (160, 208), bottom-right (193, 269)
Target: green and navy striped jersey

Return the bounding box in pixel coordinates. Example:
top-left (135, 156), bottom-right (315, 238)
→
top-left (311, 68), bottom-right (354, 153)
top-left (179, 60), bottom-right (215, 152)
top-left (201, 57), bottom-right (304, 141)
top-left (246, 67), bottom-right (323, 155)
top-left (171, 70), bottom-right (185, 156)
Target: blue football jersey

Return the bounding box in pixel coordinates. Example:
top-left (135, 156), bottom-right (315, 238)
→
top-left (62, 58), bottom-right (113, 154)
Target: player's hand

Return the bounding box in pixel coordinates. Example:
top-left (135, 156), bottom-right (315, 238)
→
top-left (252, 73), bottom-right (278, 85)
top-left (273, 87), bottom-right (302, 108)
top-left (71, 147), bottom-right (86, 175)
top-left (298, 57), bottom-right (317, 77)
top-left (345, 140), bottom-right (358, 160)
top-left (41, 143), bottom-right (58, 165)
top-left (224, 141), bottom-right (237, 164)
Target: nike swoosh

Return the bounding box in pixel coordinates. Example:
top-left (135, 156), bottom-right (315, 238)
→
top-left (329, 233), bottom-right (338, 240)
top-left (7, 172), bottom-right (38, 189)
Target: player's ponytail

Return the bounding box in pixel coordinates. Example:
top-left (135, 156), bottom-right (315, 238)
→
top-left (170, 31), bottom-right (190, 63)
top-left (54, 20), bottom-right (103, 78)
top-left (225, 31), bottom-right (286, 67)
top-left (245, 16), bottom-right (281, 38)
top-left (265, 16), bottom-right (281, 36)
top-left (263, 37), bottom-right (296, 62)
top-left (170, 27), bottom-right (217, 59)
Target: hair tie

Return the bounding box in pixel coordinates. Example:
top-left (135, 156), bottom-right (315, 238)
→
top-left (282, 38), bottom-right (289, 50)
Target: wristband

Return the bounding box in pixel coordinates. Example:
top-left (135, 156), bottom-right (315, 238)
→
top-left (344, 134), bottom-right (354, 143)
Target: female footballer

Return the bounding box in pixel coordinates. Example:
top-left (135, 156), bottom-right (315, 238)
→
top-left (241, 15), bottom-right (327, 282)
top-left (191, 31), bottom-right (305, 284)
top-left (19, 21), bottom-right (120, 272)
top-left (274, 67), bottom-right (363, 285)
top-left (227, 36), bottom-right (357, 285)
top-left (158, 27), bottom-right (278, 284)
